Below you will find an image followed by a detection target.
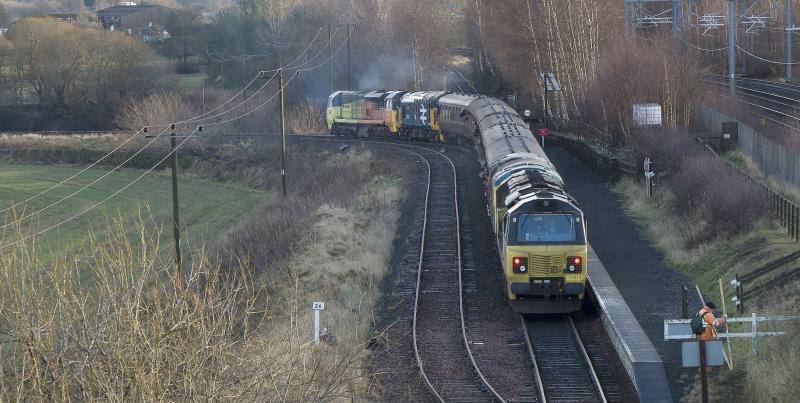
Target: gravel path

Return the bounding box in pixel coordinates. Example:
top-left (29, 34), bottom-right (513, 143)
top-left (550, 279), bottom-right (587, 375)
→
top-left (545, 147), bottom-right (700, 400)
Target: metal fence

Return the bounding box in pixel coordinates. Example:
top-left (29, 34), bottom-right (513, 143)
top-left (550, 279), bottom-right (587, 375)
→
top-left (696, 105), bottom-right (800, 188)
top-left (696, 136), bottom-right (800, 243)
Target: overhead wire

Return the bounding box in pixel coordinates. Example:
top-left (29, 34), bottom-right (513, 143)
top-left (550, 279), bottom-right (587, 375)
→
top-left (0, 24), bottom-right (343, 244)
top-left (1, 127), bottom-right (200, 251)
top-left (2, 71), bottom-right (297, 244)
top-left (189, 70), bottom-right (280, 125)
top-left (451, 69), bottom-right (478, 95)
top-left (204, 24), bottom-right (328, 69)
top-left (193, 30), bottom-right (350, 126)
top-left (0, 24), bottom-right (333, 217)
top-left (193, 25), bottom-right (331, 123)
top-left (736, 43), bottom-right (800, 65)
top-left (0, 127), bottom-right (171, 232)
top-left (0, 128), bottom-right (144, 215)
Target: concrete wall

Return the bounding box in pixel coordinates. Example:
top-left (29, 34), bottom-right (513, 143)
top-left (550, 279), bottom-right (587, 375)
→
top-left (696, 105), bottom-right (800, 187)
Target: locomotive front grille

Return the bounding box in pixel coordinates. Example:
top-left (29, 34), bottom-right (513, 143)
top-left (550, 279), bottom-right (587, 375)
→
top-left (527, 255), bottom-right (564, 276)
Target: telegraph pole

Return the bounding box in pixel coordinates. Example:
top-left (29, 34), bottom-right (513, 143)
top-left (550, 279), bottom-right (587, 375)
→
top-left (169, 123), bottom-right (182, 272)
top-left (347, 22), bottom-right (352, 89)
top-left (328, 24), bottom-right (333, 93)
top-left (672, 0), bottom-right (683, 44)
top-left (278, 68), bottom-right (287, 196)
top-left (728, 0), bottom-right (736, 95)
top-left (788, 0), bottom-right (793, 81)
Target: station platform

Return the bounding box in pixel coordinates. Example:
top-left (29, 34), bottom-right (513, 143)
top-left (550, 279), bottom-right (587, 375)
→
top-left (587, 246), bottom-right (673, 403)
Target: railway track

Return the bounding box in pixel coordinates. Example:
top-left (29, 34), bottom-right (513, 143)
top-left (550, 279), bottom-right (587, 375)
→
top-left (523, 314), bottom-right (609, 403)
top-left (704, 76), bottom-right (800, 131)
top-left (287, 136), bottom-right (623, 402)
top-left (410, 145), bottom-right (502, 402)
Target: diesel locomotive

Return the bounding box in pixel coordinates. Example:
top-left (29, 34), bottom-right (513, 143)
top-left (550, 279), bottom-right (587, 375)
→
top-left (326, 90), bottom-right (588, 313)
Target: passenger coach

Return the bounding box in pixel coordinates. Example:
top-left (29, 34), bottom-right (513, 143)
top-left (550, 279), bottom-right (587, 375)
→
top-left (327, 90), bottom-right (589, 313)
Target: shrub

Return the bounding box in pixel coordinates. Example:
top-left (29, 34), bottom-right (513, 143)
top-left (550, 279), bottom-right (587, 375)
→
top-left (671, 156), bottom-right (767, 243)
top-left (630, 129), bottom-right (700, 174)
top-left (287, 97), bottom-right (326, 134)
top-left (0, 216), bottom-right (362, 400)
top-left (630, 129), bottom-right (767, 243)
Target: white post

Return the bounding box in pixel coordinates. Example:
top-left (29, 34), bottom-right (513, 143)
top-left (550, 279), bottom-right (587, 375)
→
top-left (312, 301), bottom-right (325, 345)
top-left (314, 310), bottom-right (320, 344)
top-left (752, 312), bottom-right (758, 355)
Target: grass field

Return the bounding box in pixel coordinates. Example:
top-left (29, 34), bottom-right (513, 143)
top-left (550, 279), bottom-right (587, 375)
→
top-left (176, 73), bottom-right (205, 91)
top-left (0, 144), bottom-right (410, 400)
top-left (0, 162), bottom-right (269, 258)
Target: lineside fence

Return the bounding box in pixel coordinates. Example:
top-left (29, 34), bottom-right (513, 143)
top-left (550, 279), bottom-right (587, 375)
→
top-left (696, 136), bottom-right (800, 243)
top-left (547, 132), bottom-right (636, 178)
top-left (729, 251), bottom-right (800, 312)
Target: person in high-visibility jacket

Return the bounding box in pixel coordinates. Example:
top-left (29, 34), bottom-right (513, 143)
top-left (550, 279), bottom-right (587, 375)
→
top-left (697, 301), bottom-right (727, 341)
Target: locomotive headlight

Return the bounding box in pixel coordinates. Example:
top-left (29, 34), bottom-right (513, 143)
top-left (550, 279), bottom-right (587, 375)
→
top-left (512, 257), bottom-right (528, 274)
top-left (565, 256), bottom-right (583, 273)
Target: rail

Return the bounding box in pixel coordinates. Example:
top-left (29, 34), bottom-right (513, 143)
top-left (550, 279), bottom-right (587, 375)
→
top-left (703, 76), bottom-right (800, 134)
top-left (523, 314), bottom-right (609, 403)
top-left (290, 136), bottom-right (519, 401)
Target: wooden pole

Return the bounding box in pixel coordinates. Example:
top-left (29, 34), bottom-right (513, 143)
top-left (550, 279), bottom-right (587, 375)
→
top-left (278, 68), bottom-right (287, 196)
top-left (170, 125), bottom-right (182, 278)
top-left (699, 340), bottom-right (709, 403)
top-left (719, 279), bottom-right (734, 370)
top-left (681, 285), bottom-right (688, 319)
top-left (694, 284), bottom-right (705, 306)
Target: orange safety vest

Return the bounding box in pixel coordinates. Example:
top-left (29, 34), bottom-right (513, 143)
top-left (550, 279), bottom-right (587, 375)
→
top-left (697, 309), bottom-right (717, 341)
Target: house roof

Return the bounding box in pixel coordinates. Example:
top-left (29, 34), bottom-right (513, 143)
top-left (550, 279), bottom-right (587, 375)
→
top-left (96, 5), bottom-right (163, 18)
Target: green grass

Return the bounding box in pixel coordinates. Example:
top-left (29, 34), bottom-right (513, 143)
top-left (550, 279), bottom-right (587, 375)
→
top-left (0, 162), bottom-right (269, 258)
top-left (176, 73), bottom-right (206, 91)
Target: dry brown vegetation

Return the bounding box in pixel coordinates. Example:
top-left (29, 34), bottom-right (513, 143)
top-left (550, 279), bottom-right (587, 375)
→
top-left (287, 97), bottom-right (326, 134)
top-left (631, 131), bottom-right (767, 244)
top-left (0, 139), bottom-right (408, 400)
top-left (474, 1), bottom-right (703, 148)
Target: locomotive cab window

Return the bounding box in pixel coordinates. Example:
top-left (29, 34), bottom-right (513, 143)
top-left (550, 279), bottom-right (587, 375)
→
top-left (511, 214), bottom-right (584, 244)
top-left (329, 93), bottom-right (342, 108)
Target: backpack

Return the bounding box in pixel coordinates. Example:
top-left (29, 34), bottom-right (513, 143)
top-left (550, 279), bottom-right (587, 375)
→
top-left (690, 312), bottom-right (709, 335)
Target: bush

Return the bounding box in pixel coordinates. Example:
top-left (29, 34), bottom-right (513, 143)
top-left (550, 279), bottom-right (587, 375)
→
top-left (287, 98), bottom-right (326, 134)
top-left (631, 130), bottom-right (767, 243)
top-left (630, 129), bottom-right (700, 174)
top-left (671, 156), bottom-right (767, 243)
